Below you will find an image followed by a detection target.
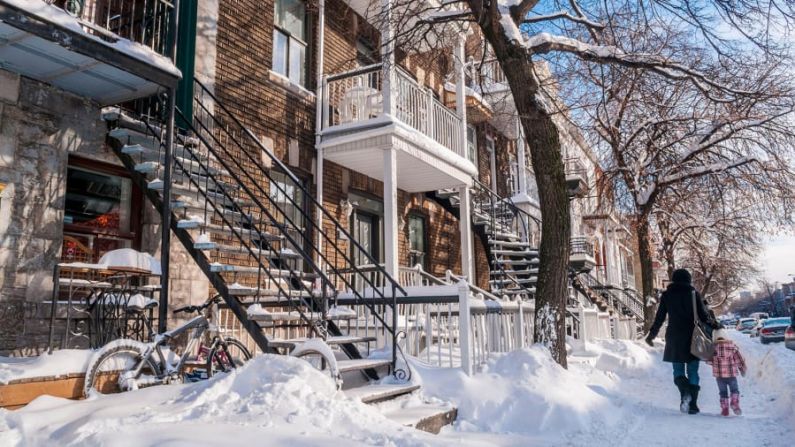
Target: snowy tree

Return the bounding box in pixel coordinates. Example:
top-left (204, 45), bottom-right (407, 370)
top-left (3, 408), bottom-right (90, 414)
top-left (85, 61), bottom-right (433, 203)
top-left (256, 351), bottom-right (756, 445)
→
top-left (375, 0), bottom-right (795, 364)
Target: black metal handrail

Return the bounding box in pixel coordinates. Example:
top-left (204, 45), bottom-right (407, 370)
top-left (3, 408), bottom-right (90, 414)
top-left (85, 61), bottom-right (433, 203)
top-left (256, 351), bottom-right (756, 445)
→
top-left (570, 236), bottom-right (594, 256)
top-left (130, 114), bottom-right (325, 335)
top-left (471, 179), bottom-right (540, 298)
top-left (187, 80), bottom-right (407, 373)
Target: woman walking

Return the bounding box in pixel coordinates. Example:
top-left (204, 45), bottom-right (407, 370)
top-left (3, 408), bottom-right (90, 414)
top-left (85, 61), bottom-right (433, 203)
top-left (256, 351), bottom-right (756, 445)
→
top-left (645, 269), bottom-right (717, 415)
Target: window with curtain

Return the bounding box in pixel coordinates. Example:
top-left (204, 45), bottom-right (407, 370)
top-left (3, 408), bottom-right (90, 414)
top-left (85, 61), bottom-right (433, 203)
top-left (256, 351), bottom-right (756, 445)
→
top-left (273, 0), bottom-right (308, 86)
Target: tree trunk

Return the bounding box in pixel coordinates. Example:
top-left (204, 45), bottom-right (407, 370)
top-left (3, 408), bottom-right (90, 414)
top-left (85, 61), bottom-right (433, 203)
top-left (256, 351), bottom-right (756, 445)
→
top-left (471, 7), bottom-right (571, 367)
top-left (636, 217), bottom-right (657, 332)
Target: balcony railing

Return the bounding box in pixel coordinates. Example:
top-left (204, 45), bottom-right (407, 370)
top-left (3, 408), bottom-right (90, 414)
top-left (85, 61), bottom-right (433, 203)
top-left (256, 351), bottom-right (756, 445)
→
top-left (475, 59), bottom-right (507, 87)
top-left (45, 0), bottom-right (174, 56)
top-left (570, 236), bottom-right (595, 257)
top-left (322, 63), bottom-right (466, 160)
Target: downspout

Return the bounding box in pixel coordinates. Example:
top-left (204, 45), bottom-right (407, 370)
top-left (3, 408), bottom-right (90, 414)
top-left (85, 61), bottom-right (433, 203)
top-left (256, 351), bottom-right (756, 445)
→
top-left (160, 0), bottom-right (181, 333)
top-left (313, 0), bottom-right (326, 269)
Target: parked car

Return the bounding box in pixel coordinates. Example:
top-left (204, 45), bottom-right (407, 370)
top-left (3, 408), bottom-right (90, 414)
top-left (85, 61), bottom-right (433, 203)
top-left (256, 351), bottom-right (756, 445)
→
top-left (750, 319), bottom-right (767, 337)
top-left (759, 317), bottom-right (792, 344)
top-left (785, 325), bottom-right (795, 351)
top-left (750, 312), bottom-right (770, 320)
top-left (737, 318), bottom-right (757, 333)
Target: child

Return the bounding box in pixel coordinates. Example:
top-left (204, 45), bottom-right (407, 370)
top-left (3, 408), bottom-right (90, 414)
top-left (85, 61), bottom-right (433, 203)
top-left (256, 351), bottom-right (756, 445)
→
top-left (709, 329), bottom-right (747, 416)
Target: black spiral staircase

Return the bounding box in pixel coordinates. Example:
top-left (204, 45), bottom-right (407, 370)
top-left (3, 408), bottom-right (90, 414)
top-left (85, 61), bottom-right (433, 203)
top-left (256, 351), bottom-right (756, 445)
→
top-left (102, 81), bottom-right (455, 432)
top-left (429, 180), bottom-right (541, 300)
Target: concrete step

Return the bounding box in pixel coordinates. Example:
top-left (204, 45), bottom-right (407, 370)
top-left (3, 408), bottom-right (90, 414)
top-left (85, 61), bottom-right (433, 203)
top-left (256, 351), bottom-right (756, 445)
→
top-left (269, 335), bottom-right (376, 350)
top-left (344, 383), bottom-right (421, 404)
top-left (336, 358), bottom-right (392, 374)
top-left (381, 400), bottom-right (458, 434)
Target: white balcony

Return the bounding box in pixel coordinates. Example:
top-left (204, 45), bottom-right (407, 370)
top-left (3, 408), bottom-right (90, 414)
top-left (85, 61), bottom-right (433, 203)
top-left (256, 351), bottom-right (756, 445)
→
top-left (319, 63), bottom-right (477, 192)
top-left (565, 158), bottom-right (589, 198)
top-left (570, 236), bottom-right (596, 273)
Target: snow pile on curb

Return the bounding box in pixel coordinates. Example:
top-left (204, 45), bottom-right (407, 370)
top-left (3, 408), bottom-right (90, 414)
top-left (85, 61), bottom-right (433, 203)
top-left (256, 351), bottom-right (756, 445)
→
top-left (2, 354), bottom-right (432, 446)
top-left (733, 335), bottom-right (795, 427)
top-left (413, 344), bottom-right (628, 436)
top-left (0, 350), bottom-right (93, 385)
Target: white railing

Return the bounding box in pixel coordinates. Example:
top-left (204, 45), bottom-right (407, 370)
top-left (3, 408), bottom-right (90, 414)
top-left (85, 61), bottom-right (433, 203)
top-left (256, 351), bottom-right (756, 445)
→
top-left (323, 64), bottom-right (466, 159)
top-left (476, 59), bottom-right (508, 87)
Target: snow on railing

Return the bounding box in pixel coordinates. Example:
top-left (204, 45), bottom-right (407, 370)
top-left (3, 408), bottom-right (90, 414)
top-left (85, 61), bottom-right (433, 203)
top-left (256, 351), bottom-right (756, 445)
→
top-left (322, 63), bottom-right (466, 159)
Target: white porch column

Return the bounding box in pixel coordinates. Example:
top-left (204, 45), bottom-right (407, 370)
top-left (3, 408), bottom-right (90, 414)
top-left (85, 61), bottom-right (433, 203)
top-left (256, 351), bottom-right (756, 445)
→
top-left (458, 185), bottom-right (474, 281)
top-left (381, 0), bottom-right (394, 116)
top-left (454, 34), bottom-right (467, 156)
top-left (517, 124), bottom-right (528, 196)
top-left (458, 280), bottom-right (473, 375)
top-left (383, 147), bottom-right (399, 277)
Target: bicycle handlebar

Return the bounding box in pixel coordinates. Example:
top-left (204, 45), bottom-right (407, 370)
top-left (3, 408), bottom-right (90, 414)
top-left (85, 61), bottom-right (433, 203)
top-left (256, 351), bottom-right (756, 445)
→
top-left (172, 295), bottom-right (221, 315)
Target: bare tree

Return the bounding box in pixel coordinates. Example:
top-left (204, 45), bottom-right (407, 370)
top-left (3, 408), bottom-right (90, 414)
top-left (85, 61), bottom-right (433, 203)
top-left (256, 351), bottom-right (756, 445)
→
top-left (373, 0), bottom-right (795, 365)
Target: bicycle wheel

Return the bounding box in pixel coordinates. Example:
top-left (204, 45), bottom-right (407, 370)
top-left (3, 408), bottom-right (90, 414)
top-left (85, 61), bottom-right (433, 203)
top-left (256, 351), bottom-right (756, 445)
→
top-left (83, 340), bottom-right (160, 397)
top-left (205, 338), bottom-right (252, 378)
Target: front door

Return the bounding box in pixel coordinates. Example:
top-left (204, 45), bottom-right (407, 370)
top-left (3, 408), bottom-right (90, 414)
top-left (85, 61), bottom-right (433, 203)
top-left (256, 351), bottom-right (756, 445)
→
top-left (352, 210), bottom-right (380, 267)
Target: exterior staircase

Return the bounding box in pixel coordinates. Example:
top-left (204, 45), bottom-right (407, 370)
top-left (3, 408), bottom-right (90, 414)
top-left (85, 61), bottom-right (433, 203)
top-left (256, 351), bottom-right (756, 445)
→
top-left (572, 272), bottom-right (644, 334)
top-left (430, 180), bottom-right (540, 299)
top-left (101, 82), bottom-right (455, 433)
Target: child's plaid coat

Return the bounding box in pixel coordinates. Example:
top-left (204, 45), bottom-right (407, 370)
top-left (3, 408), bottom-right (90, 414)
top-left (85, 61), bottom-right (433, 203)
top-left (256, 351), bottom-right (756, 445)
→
top-left (708, 340), bottom-right (747, 378)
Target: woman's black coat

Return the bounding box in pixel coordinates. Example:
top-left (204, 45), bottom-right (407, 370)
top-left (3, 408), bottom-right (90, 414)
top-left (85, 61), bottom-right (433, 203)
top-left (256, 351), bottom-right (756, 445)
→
top-left (648, 282), bottom-right (713, 363)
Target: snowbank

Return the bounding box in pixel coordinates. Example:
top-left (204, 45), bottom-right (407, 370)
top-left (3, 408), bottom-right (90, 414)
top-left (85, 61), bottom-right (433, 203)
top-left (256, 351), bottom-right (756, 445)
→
top-left (0, 350), bottom-right (93, 385)
top-left (732, 333), bottom-right (795, 427)
top-left (1, 354), bottom-right (434, 446)
top-left (412, 344), bottom-right (626, 436)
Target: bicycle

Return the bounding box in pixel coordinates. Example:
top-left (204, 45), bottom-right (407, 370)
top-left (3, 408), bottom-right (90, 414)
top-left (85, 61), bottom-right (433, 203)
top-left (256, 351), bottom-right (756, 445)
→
top-left (83, 295), bottom-right (252, 396)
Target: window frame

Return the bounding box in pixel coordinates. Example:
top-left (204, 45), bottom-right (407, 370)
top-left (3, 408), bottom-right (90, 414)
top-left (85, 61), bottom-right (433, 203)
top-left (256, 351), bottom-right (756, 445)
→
top-left (273, 0), bottom-right (310, 87)
top-left (407, 213), bottom-right (427, 270)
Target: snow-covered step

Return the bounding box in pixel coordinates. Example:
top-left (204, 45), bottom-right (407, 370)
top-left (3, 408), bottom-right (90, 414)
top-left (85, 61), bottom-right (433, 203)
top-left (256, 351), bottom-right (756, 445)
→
top-left (344, 383), bottom-right (420, 404)
top-left (192, 223), bottom-right (282, 241)
top-left (488, 240), bottom-right (531, 248)
top-left (197, 243), bottom-right (300, 260)
top-left (491, 249), bottom-right (538, 257)
top-left (381, 400), bottom-right (457, 434)
top-left (490, 268), bottom-right (539, 275)
top-left (135, 161), bottom-right (159, 173)
top-left (489, 277), bottom-right (537, 286)
top-left (268, 335), bottom-right (376, 349)
top-left (494, 259), bottom-right (537, 266)
top-left (336, 359), bottom-right (391, 374)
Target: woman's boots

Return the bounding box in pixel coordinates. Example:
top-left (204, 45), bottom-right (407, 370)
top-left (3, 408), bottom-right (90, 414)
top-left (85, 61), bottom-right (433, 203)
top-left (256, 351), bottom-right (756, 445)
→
top-left (674, 376), bottom-right (691, 413)
top-left (688, 385), bottom-right (700, 414)
top-left (674, 376), bottom-right (701, 414)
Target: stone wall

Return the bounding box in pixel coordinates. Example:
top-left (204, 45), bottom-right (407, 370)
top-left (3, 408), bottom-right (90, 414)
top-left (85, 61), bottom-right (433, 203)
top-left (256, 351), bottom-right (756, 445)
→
top-left (0, 70), bottom-right (106, 354)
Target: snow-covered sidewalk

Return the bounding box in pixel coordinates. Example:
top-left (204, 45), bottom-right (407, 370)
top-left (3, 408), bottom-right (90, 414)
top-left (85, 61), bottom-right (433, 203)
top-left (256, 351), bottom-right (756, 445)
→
top-left (1, 331), bottom-right (792, 446)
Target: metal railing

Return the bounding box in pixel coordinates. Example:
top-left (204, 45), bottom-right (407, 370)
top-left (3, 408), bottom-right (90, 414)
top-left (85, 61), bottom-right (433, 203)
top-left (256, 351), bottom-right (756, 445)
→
top-left (322, 63), bottom-right (466, 159)
top-left (570, 236), bottom-right (595, 257)
top-left (45, 0), bottom-right (174, 55)
top-left (475, 59), bottom-right (507, 87)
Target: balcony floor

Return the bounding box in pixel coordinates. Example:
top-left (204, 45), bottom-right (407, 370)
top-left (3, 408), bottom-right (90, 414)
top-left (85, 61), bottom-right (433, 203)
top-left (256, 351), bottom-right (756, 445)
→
top-left (0, 1), bottom-right (179, 105)
top-left (320, 117), bottom-right (477, 192)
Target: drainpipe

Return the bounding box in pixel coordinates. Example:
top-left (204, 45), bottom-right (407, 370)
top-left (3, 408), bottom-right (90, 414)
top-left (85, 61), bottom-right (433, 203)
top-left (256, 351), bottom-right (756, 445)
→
top-left (160, 0), bottom-right (181, 333)
top-left (314, 0), bottom-right (326, 270)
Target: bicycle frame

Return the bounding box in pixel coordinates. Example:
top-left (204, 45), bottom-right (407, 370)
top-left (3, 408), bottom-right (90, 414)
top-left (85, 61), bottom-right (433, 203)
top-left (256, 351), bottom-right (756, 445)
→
top-left (119, 315), bottom-right (210, 390)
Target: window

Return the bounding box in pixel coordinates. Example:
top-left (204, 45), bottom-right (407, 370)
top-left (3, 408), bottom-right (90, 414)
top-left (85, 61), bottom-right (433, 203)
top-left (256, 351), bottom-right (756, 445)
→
top-left (466, 125), bottom-right (477, 165)
top-left (273, 0), bottom-right (308, 86)
top-left (62, 164), bottom-right (139, 263)
top-left (407, 215), bottom-right (426, 269)
top-left (269, 170), bottom-right (306, 270)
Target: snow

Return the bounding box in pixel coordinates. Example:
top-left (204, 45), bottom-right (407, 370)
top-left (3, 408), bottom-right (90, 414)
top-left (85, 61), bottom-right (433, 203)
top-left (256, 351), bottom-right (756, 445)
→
top-left (4, 0), bottom-right (180, 78)
top-left (2, 332), bottom-right (793, 445)
top-left (1, 355), bottom-right (436, 446)
top-left (98, 249), bottom-right (161, 275)
top-left (0, 350), bottom-right (93, 385)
